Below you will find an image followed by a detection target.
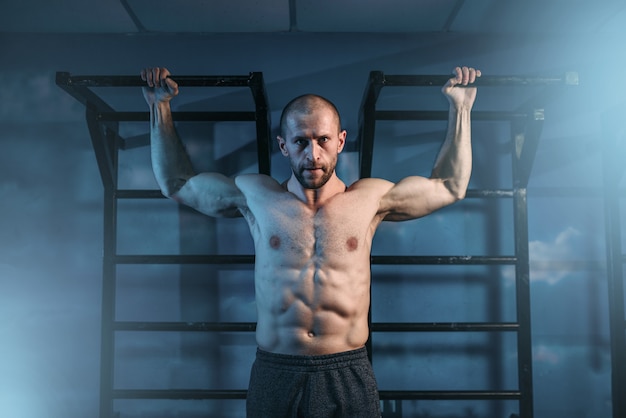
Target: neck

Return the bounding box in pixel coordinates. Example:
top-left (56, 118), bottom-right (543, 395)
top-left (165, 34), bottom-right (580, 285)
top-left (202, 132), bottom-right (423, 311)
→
top-left (286, 173), bottom-right (345, 208)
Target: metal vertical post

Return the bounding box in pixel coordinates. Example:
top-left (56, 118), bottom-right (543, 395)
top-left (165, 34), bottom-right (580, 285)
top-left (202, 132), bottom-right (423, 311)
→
top-left (513, 187), bottom-right (533, 418)
top-left (511, 114), bottom-right (539, 418)
top-left (249, 72), bottom-right (272, 176)
top-left (358, 71), bottom-right (384, 179)
top-left (99, 185), bottom-right (117, 418)
top-left (87, 111), bottom-right (119, 418)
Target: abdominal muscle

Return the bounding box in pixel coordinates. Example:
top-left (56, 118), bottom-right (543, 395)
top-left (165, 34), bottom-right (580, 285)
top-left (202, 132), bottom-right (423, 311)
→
top-left (254, 252), bottom-right (372, 356)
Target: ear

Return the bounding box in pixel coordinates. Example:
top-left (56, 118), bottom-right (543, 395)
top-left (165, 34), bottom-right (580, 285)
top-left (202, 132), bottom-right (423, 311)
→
top-left (337, 130), bottom-right (347, 154)
top-left (277, 135), bottom-right (289, 156)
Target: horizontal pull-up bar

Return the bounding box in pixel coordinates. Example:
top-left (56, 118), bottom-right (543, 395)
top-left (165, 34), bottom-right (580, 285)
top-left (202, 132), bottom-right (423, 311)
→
top-left (56, 72), bottom-right (261, 87)
top-left (370, 71), bottom-right (578, 87)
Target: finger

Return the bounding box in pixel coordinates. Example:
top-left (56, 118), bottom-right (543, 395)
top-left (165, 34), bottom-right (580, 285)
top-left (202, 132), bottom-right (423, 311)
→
top-left (447, 66), bottom-right (462, 87)
top-left (147, 68), bottom-right (157, 88)
top-left (461, 66), bottom-right (470, 85)
top-left (152, 67), bottom-right (161, 87)
top-left (159, 68), bottom-right (173, 88)
top-left (158, 68), bottom-right (176, 93)
top-left (470, 68), bottom-right (482, 84)
top-left (159, 68), bottom-right (171, 86)
top-left (143, 68), bottom-right (153, 87)
top-left (468, 67), bottom-right (477, 84)
top-left (164, 77), bottom-right (179, 95)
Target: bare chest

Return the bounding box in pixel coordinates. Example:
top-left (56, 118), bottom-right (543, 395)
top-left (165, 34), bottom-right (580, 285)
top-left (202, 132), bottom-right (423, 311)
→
top-left (252, 196), bottom-right (376, 260)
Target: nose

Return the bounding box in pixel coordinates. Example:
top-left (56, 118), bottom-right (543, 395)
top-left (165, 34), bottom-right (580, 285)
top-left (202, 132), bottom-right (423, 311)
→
top-left (306, 142), bottom-right (320, 161)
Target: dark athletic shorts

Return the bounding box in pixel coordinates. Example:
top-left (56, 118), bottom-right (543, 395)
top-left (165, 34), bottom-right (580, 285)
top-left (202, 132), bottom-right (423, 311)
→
top-left (246, 346), bottom-right (381, 418)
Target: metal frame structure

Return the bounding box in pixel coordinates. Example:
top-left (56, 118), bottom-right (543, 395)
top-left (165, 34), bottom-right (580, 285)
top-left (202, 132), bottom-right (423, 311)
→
top-left (56, 70), bottom-right (578, 418)
top-left (56, 72), bottom-right (270, 418)
top-left (357, 71), bottom-right (577, 418)
top-left (601, 104), bottom-right (626, 418)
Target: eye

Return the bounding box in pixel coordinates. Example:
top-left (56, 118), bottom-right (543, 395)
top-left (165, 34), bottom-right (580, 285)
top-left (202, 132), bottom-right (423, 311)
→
top-left (320, 136), bottom-right (330, 143)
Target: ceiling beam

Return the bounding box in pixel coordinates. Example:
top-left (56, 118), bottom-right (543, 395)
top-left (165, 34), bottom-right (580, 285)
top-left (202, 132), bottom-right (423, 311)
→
top-left (289, 0), bottom-right (298, 32)
top-left (442, 0), bottom-right (465, 32)
top-left (120, 0), bottom-right (147, 33)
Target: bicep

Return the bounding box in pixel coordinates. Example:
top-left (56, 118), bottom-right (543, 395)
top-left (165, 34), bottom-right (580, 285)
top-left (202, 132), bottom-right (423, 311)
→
top-left (172, 172), bottom-right (245, 218)
top-left (379, 176), bottom-right (459, 221)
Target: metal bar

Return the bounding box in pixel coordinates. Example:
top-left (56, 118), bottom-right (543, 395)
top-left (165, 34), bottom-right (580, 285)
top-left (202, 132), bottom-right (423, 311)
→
top-left (114, 254), bottom-right (255, 264)
top-left (119, 0), bottom-right (147, 32)
top-left (56, 72), bottom-right (116, 112)
top-left (371, 255), bottom-right (516, 265)
top-left (379, 72), bottom-right (578, 87)
top-left (376, 110), bottom-right (529, 121)
top-left (288, 0), bottom-right (298, 31)
top-left (442, 0), bottom-right (465, 32)
top-left (248, 72), bottom-right (272, 175)
top-left (57, 73), bottom-right (255, 87)
top-left (466, 189), bottom-right (515, 198)
top-left (113, 389), bottom-right (247, 400)
top-left (379, 390), bottom-right (521, 401)
top-left (513, 109), bottom-right (545, 188)
top-left (371, 322), bottom-right (519, 332)
top-left (114, 321), bottom-right (256, 332)
top-left (111, 389), bottom-right (521, 401)
top-left (513, 186), bottom-right (534, 418)
top-left (116, 189), bottom-right (165, 199)
top-left (358, 71), bottom-right (385, 178)
top-left (86, 110), bottom-right (116, 192)
top-left (98, 145), bottom-right (119, 418)
top-left (97, 111), bottom-right (256, 122)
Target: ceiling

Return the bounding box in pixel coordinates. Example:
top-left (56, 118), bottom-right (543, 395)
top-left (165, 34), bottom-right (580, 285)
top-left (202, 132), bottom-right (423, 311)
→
top-left (1, 0), bottom-right (625, 35)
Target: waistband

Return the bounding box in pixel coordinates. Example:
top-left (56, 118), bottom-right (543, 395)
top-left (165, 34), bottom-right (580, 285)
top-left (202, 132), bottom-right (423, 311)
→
top-left (255, 346), bottom-right (369, 372)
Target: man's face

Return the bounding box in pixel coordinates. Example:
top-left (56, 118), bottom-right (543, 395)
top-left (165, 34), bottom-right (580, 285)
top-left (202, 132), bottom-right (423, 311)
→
top-left (278, 106), bottom-right (346, 190)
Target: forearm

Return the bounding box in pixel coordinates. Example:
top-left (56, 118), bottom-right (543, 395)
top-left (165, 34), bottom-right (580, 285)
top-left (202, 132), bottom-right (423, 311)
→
top-left (430, 105), bottom-right (473, 200)
top-left (150, 100), bottom-right (196, 197)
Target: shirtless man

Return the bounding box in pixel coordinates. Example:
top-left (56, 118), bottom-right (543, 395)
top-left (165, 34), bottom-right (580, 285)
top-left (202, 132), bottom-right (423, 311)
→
top-left (141, 65), bottom-right (480, 417)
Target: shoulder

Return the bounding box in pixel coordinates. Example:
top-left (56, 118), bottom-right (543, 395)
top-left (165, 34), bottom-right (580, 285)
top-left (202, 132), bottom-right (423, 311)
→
top-left (235, 173), bottom-right (279, 188)
top-left (235, 173), bottom-right (287, 198)
top-left (347, 177), bottom-right (395, 195)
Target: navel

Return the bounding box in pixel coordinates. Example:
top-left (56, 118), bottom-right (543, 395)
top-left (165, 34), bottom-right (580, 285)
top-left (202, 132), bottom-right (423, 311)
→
top-left (269, 235), bottom-right (281, 250)
top-left (346, 236), bottom-right (358, 251)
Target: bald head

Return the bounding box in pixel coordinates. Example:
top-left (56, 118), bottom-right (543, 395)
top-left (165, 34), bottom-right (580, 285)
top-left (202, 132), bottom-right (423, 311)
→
top-left (279, 94), bottom-right (342, 138)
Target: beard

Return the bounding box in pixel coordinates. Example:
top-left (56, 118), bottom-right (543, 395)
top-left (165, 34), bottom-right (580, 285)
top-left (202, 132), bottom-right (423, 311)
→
top-left (292, 160), bottom-right (336, 189)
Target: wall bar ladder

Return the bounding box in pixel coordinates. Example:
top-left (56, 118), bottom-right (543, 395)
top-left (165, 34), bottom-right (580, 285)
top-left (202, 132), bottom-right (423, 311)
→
top-left (357, 70), bottom-right (577, 418)
top-left (56, 72), bottom-right (270, 418)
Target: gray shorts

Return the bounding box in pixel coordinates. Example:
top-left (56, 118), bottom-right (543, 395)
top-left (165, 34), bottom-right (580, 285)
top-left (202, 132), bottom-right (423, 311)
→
top-left (246, 346), bottom-right (381, 418)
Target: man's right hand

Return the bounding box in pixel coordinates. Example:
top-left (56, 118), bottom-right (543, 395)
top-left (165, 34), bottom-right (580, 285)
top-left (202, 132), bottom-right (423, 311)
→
top-left (140, 67), bottom-right (179, 106)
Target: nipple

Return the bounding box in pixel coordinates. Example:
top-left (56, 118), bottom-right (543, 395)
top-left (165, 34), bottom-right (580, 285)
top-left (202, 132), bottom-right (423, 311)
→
top-left (346, 236), bottom-right (358, 251)
top-left (270, 235), bottom-right (281, 249)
